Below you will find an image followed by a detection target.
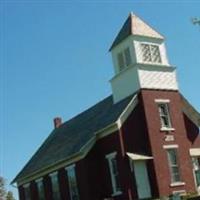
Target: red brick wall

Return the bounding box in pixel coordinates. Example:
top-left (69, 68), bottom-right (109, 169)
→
top-left (121, 95), bottom-right (159, 198)
top-left (30, 180), bottom-right (38, 200)
top-left (83, 131), bottom-right (126, 200)
top-left (43, 175), bottom-right (53, 200)
top-left (17, 89), bottom-right (200, 200)
top-left (58, 168), bottom-right (70, 200)
top-left (140, 89), bottom-right (200, 196)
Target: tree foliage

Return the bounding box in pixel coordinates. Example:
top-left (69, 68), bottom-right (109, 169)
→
top-left (192, 17), bottom-right (200, 26)
top-left (0, 177), bottom-right (15, 200)
top-left (0, 176), bottom-right (6, 199)
top-left (6, 191), bottom-right (15, 200)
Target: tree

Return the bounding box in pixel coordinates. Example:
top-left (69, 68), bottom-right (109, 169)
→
top-left (6, 191), bottom-right (15, 200)
top-left (192, 17), bottom-right (200, 26)
top-left (0, 176), bottom-right (6, 199)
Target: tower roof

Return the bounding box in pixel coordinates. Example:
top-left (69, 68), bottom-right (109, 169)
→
top-left (109, 13), bottom-right (164, 51)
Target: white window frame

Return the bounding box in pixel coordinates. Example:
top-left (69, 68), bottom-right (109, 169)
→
top-left (117, 47), bottom-right (132, 72)
top-left (140, 42), bottom-right (162, 64)
top-left (191, 157), bottom-right (200, 191)
top-left (105, 152), bottom-right (122, 196)
top-left (163, 145), bottom-right (185, 186)
top-left (23, 183), bottom-right (31, 200)
top-left (36, 178), bottom-right (45, 200)
top-left (49, 171), bottom-right (60, 200)
top-left (156, 100), bottom-right (173, 131)
top-left (65, 164), bottom-right (79, 200)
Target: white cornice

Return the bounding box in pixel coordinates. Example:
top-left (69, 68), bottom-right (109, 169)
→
top-left (117, 94), bottom-right (138, 129)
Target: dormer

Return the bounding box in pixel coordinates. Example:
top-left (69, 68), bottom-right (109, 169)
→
top-left (109, 13), bottom-right (178, 103)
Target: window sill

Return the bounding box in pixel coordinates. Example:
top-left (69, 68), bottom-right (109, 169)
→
top-left (170, 182), bottom-right (185, 187)
top-left (160, 127), bottom-right (175, 132)
top-left (111, 191), bottom-right (122, 197)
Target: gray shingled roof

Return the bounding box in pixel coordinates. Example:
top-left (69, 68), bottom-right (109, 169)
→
top-left (14, 94), bottom-right (136, 182)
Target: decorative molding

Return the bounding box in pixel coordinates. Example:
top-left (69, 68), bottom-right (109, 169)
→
top-left (155, 99), bottom-right (170, 103)
top-left (23, 183), bottom-right (30, 188)
top-left (95, 123), bottom-right (118, 139)
top-left (49, 171), bottom-right (58, 177)
top-left (161, 127), bottom-right (175, 132)
top-left (164, 135), bottom-right (175, 142)
top-left (105, 152), bottom-right (117, 159)
top-left (170, 182), bottom-right (185, 187)
top-left (65, 164), bottom-right (75, 171)
top-left (172, 190), bottom-right (186, 195)
top-left (117, 94), bottom-right (138, 128)
top-left (189, 148), bottom-right (200, 156)
top-left (35, 178), bottom-right (43, 183)
top-left (163, 144), bottom-right (179, 149)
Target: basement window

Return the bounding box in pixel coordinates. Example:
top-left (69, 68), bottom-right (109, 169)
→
top-left (140, 43), bottom-right (161, 64)
top-left (117, 47), bottom-right (132, 72)
top-left (106, 152), bottom-right (122, 196)
top-left (50, 172), bottom-right (60, 200)
top-left (66, 164), bottom-right (79, 200)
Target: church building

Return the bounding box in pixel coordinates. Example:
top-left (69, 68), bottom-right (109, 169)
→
top-left (13, 13), bottom-right (200, 200)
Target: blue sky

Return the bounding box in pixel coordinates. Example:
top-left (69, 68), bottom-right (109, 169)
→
top-left (0, 1), bottom-right (200, 199)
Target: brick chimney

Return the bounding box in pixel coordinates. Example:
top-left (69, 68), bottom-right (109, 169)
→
top-left (54, 117), bottom-right (62, 128)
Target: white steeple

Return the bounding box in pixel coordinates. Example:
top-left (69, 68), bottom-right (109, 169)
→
top-left (110, 13), bottom-right (178, 103)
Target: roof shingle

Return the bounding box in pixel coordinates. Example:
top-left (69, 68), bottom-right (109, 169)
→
top-left (14, 94), bottom-right (135, 182)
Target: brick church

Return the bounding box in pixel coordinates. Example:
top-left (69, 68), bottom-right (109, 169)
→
top-left (13, 13), bottom-right (200, 200)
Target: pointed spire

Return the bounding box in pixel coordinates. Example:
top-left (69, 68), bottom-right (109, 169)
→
top-left (109, 13), bottom-right (164, 51)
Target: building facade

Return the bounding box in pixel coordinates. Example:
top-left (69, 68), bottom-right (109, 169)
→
top-left (13, 13), bottom-right (200, 200)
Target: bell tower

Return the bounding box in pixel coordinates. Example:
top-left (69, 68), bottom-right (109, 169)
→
top-left (110, 13), bottom-right (178, 103)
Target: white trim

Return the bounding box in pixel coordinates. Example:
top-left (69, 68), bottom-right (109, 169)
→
top-left (191, 157), bottom-right (200, 194)
top-left (117, 94), bottom-right (138, 128)
top-left (49, 171), bottom-right (58, 177)
top-left (172, 190), bottom-right (186, 195)
top-left (65, 164), bottom-right (76, 171)
top-left (66, 163), bottom-right (79, 200)
top-left (157, 102), bottom-right (172, 129)
top-left (127, 152), bottom-right (153, 160)
top-left (190, 148), bottom-right (200, 157)
top-left (163, 144), bottom-right (179, 149)
top-left (160, 127), bottom-right (175, 132)
top-left (105, 152), bottom-right (117, 159)
top-left (35, 178), bottom-right (43, 183)
top-left (23, 183), bottom-right (30, 188)
top-left (111, 191), bottom-right (122, 197)
top-left (106, 152), bottom-right (122, 196)
top-left (155, 99), bottom-right (170, 103)
top-left (170, 182), bottom-right (185, 187)
top-left (95, 123), bottom-right (118, 139)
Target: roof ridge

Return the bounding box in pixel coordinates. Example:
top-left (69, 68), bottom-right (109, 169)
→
top-left (109, 12), bottom-right (164, 51)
